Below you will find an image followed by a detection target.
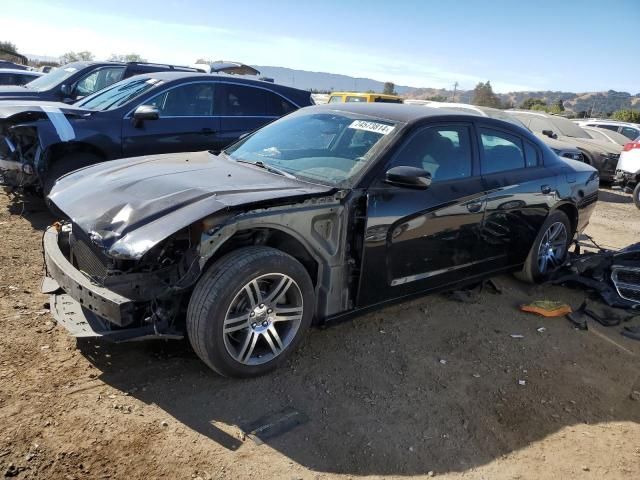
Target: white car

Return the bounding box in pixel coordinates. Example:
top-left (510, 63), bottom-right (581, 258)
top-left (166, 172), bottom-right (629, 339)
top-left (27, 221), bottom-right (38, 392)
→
top-left (574, 119), bottom-right (640, 141)
top-left (615, 138), bottom-right (640, 208)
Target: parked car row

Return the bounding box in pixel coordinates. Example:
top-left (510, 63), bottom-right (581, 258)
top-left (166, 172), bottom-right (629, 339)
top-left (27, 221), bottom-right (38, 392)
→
top-left (0, 68), bottom-right (43, 86)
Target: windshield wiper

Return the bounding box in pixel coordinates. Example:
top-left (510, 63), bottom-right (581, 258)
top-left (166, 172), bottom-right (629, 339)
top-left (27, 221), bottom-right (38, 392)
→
top-left (234, 159), bottom-right (296, 179)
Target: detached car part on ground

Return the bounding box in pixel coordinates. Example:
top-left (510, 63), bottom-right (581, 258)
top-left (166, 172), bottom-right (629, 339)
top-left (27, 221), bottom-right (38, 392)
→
top-left (0, 72), bottom-right (313, 194)
top-left (43, 104), bottom-right (599, 377)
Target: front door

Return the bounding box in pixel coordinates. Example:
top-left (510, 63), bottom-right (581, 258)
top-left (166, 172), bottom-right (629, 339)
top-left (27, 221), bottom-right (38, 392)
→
top-left (357, 123), bottom-right (488, 307)
top-left (122, 82), bottom-right (222, 157)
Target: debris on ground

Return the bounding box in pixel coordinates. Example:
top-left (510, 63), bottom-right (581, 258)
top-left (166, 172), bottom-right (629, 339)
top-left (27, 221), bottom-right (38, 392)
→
top-left (520, 300), bottom-right (572, 317)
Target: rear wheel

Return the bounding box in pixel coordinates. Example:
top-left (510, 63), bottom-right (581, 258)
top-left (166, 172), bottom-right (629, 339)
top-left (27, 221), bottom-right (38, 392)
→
top-left (186, 246), bottom-right (314, 377)
top-left (633, 183), bottom-right (640, 210)
top-left (42, 152), bottom-right (102, 197)
top-left (516, 210), bottom-right (572, 283)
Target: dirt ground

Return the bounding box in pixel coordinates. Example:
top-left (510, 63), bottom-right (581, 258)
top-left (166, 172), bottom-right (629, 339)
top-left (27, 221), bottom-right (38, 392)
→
top-left (0, 188), bottom-right (639, 480)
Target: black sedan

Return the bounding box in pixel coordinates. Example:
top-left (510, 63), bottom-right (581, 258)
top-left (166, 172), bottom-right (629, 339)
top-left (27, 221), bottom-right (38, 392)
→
top-left (43, 103), bottom-right (599, 377)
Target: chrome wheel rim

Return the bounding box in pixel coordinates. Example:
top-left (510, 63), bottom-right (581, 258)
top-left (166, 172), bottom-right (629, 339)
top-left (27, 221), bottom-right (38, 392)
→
top-left (223, 273), bottom-right (304, 366)
top-left (537, 222), bottom-right (568, 274)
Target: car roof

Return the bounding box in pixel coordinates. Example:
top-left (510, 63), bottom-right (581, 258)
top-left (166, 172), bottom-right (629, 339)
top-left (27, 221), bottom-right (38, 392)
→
top-left (581, 119), bottom-right (639, 127)
top-left (330, 92), bottom-right (403, 99)
top-left (0, 68), bottom-right (42, 75)
top-left (126, 71), bottom-right (311, 96)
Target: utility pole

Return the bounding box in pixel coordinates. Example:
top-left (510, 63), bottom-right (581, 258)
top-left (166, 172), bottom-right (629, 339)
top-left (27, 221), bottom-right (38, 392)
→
top-left (451, 81), bottom-right (458, 102)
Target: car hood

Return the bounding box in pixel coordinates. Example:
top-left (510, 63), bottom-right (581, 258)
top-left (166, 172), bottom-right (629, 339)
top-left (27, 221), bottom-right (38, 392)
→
top-left (534, 134), bottom-right (579, 151)
top-left (48, 151), bottom-right (335, 259)
top-left (559, 135), bottom-right (622, 155)
top-left (0, 100), bottom-right (91, 121)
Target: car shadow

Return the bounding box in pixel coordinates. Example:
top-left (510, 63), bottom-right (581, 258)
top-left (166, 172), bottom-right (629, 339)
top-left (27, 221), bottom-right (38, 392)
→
top-left (75, 277), bottom-right (640, 476)
top-left (598, 188), bottom-right (633, 204)
top-left (1, 188), bottom-right (55, 231)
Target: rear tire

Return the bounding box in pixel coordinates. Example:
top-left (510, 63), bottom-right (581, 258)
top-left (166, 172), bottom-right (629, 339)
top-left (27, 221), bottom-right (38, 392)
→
top-left (186, 246), bottom-right (314, 377)
top-left (42, 152), bottom-right (102, 197)
top-left (633, 183), bottom-right (640, 210)
top-left (516, 210), bottom-right (572, 283)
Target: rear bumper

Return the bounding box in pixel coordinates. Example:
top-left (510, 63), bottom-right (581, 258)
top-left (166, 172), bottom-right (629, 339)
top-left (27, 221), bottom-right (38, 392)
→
top-left (43, 226), bottom-right (136, 326)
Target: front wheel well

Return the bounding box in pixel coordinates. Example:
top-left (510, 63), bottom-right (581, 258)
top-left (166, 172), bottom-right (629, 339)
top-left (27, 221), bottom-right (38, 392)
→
top-left (45, 142), bottom-right (105, 169)
top-left (204, 228), bottom-right (319, 286)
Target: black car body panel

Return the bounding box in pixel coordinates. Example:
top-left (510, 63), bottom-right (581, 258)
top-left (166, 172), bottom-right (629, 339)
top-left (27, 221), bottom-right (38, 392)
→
top-left (0, 73), bottom-right (314, 189)
top-left (43, 104), bottom-right (599, 338)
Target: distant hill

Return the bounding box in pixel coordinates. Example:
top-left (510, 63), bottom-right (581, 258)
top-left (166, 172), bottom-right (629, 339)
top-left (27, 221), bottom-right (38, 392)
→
top-left (254, 65), bottom-right (640, 114)
top-left (253, 65), bottom-right (413, 94)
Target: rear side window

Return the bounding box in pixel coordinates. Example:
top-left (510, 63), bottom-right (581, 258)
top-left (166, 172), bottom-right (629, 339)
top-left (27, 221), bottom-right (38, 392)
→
top-left (346, 96), bottom-right (367, 102)
top-left (621, 126), bottom-right (640, 140)
top-left (266, 92), bottom-right (296, 116)
top-left (215, 84), bottom-right (264, 116)
top-left (479, 128), bottom-right (525, 174)
top-left (597, 124), bottom-right (619, 132)
top-left (328, 95), bottom-right (342, 103)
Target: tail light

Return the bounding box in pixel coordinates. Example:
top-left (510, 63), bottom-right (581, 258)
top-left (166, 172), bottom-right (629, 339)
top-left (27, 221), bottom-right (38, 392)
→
top-left (623, 142), bottom-right (640, 151)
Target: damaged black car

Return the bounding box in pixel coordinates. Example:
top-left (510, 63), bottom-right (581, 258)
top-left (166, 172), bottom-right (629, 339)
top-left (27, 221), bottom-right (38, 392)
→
top-left (0, 71), bottom-right (314, 194)
top-left (43, 103), bottom-right (599, 377)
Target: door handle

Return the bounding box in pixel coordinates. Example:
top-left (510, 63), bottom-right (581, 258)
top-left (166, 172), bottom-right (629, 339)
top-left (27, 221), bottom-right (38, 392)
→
top-left (540, 185), bottom-right (552, 194)
top-left (466, 200), bottom-right (483, 213)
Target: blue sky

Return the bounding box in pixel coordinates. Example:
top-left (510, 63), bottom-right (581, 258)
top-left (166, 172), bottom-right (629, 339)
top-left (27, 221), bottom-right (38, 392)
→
top-left (2, 0), bottom-right (638, 93)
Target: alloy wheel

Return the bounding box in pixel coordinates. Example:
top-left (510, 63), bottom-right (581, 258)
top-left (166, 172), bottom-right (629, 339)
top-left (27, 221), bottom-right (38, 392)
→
top-left (536, 221), bottom-right (568, 274)
top-left (223, 273), bottom-right (304, 365)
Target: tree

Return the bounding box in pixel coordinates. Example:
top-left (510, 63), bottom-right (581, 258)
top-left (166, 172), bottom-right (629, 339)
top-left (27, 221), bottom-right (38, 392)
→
top-left (611, 109), bottom-right (640, 123)
top-left (471, 81), bottom-right (501, 108)
top-left (426, 95), bottom-right (448, 102)
top-left (555, 99), bottom-right (565, 112)
top-left (383, 82), bottom-right (397, 95)
top-left (59, 51), bottom-right (94, 65)
top-left (0, 41), bottom-right (17, 54)
top-left (520, 97), bottom-right (547, 110)
top-left (109, 53), bottom-right (146, 63)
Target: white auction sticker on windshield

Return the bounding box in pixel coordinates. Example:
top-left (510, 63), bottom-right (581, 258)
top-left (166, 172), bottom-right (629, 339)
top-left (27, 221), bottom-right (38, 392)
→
top-left (348, 120), bottom-right (395, 135)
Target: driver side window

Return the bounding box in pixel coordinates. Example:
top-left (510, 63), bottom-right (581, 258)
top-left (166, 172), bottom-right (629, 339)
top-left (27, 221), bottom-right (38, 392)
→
top-left (389, 125), bottom-right (473, 182)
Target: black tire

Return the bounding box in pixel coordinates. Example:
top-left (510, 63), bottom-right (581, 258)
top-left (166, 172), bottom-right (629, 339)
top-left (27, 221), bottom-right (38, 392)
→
top-left (42, 152), bottom-right (102, 197)
top-left (186, 246), bottom-right (314, 377)
top-left (516, 210), bottom-right (572, 284)
top-left (634, 183), bottom-right (640, 210)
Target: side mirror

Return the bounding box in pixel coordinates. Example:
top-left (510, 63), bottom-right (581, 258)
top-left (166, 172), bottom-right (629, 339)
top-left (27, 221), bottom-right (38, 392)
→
top-left (385, 166), bottom-right (431, 189)
top-left (60, 84), bottom-right (72, 97)
top-left (132, 105), bottom-right (159, 127)
top-left (542, 129), bottom-right (557, 139)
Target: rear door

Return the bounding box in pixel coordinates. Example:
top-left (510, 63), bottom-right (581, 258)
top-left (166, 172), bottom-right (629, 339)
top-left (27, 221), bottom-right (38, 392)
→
top-left (477, 124), bottom-right (556, 268)
top-left (358, 122), bottom-right (488, 306)
top-left (121, 81), bottom-right (221, 157)
top-left (214, 83), bottom-right (296, 149)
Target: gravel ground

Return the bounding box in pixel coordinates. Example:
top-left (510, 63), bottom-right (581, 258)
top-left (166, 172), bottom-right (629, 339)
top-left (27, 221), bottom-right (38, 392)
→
top-left (0, 188), bottom-right (639, 480)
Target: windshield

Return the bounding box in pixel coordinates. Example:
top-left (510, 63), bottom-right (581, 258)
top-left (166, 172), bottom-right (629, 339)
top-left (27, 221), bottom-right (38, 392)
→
top-left (225, 112), bottom-right (399, 186)
top-left (76, 77), bottom-right (164, 111)
top-left (25, 63), bottom-right (83, 91)
top-left (551, 116), bottom-right (591, 138)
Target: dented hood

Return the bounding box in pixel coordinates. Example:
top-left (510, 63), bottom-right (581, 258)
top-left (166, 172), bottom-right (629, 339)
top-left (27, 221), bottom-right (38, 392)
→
top-left (48, 151), bottom-right (334, 259)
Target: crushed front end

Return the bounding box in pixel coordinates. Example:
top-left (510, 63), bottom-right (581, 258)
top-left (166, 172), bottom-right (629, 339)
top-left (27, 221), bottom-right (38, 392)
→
top-left (43, 222), bottom-right (201, 341)
top-left (0, 122), bottom-right (41, 188)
